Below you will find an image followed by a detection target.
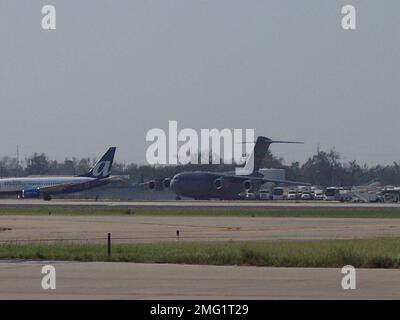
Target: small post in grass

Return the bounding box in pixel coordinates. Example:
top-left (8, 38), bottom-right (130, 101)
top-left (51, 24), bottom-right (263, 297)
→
top-left (176, 230), bottom-right (180, 241)
top-left (107, 233), bottom-right (111, 257)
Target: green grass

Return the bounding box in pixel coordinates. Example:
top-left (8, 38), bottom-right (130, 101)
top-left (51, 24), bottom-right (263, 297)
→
top-left (2, 206), bottom-right (400, 218)
top-left (2, 238), bottom-right (400, 268)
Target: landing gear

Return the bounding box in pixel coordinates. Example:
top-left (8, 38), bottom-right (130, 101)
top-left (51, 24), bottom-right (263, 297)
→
top-left (43, 195), bottom-right (52, 201)
top-left (175, 196), bottom-right (181, 200)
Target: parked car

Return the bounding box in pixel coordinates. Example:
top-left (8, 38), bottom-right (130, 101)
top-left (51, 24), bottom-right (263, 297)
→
top-left (287, 191), bottom-right (297, 200)
top-left (301, 192), bottom-right (312, 200)
top-left (313, 189), bottom-right (324, 200)
top-left (245, 192), bottom-right (256, 200)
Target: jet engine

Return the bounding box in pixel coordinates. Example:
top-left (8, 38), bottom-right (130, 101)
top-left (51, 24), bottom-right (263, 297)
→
top-left (148, 180), bottom-right (157, 190)
top-left (214, 178), bottom-right (223, 190)
top-left (148, 180), bottom-right (165, 191)
top-left (243, 180), bottom-right (253, 191)
top-left (163, 178), bottom-right (171, 188)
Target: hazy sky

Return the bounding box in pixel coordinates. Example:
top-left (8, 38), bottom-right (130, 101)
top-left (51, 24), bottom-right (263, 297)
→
top-left (0, 1), bottom-right (399, 166)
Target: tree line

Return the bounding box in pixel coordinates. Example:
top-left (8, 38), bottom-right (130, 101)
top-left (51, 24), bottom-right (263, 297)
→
top-left (1, 150), bottom-right (400, 187)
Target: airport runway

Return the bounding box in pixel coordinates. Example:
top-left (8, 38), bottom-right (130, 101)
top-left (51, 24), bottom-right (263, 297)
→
top-left (1, 199), bottom-right (399, 300)
top-left (0, 198), bottom-right (399, 208)
top-left (0, 260), bottom-right (399, 299)
top-left (1, 215), bottom-right (400, 243)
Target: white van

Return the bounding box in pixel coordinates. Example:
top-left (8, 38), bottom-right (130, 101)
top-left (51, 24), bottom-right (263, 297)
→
top-left (287, 190), bottom-right (297, 200)
top-left (259, 189), bottom-right (271, 200)
top-left (313, 189), bottom-right (324, 200)
top-left (324, 187), bottom-right (342, 201)
top-left (273, 187), bottom-right (285, 200)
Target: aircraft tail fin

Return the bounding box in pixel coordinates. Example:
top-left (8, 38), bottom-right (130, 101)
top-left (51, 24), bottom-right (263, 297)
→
top-left (79, 147), bottom-right (116, 179)
top-left (237, 137), bottom-right (302, 176)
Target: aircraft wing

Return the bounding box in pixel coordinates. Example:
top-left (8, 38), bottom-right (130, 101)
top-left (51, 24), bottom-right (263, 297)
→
top-left (219, 173), bottom-right (310, 186)
top-left (38, 178), bottom-right (111, 195)
top-left (258, 177), bottom-right (311, 186)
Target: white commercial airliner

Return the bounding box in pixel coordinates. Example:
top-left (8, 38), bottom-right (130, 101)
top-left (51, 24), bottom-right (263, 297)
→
top-left (0, 147), bottom-right (116, 200)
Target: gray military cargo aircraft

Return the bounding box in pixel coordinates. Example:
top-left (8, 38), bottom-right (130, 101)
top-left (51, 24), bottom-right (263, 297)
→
top-left (147, 136), bottom-right (309, 200)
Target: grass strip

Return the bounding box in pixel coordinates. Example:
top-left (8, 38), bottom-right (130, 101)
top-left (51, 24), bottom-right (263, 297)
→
top-left (1, 238), bottom-right (400, 268)
top-left (2, 207), bottom-right (400, 218)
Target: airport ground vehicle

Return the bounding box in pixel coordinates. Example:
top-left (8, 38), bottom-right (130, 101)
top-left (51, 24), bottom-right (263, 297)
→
top-left (273, 187), bottom-right (285, 200)
top-left (245, 192), bottom-right (256, 200)
top-left (287, 190), bottom-right (297, 200)
top-left (371, 194), bottom-right (384, 202)
top-left (324, 187), bottom-right (342, 201)
top-left (301, 192), bottom-right (312, 200)
top-left (313, 189), bottom-right (324, 200)
top-left (259, 189), bottom-right (272, 200)
top-left (382, 188), bottom-right (400, 202)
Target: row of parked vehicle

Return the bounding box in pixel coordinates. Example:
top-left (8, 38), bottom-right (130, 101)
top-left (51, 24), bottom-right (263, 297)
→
top-left (251, 185), bottom-right (400, 202)
top-left (250, 186), bottom-right (379, 201)
top-left (252, 186), bottom-right (327, 201)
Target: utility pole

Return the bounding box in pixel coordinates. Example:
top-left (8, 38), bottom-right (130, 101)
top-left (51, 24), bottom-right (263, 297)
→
top-left (16, 145), bottom-right (20, 177)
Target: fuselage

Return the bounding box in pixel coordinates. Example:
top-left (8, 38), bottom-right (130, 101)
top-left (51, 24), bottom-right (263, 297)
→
top-left (0, 147), bottom-right (116, 200)
top-left (0, 176), bottom-right (105, 196)
top-left (169, 171), bottom-right (262, 200)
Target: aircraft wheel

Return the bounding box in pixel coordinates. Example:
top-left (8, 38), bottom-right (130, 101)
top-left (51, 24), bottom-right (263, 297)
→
top-left (175, 196), bottom-right (181, 200)
top-left (43, 195), bottom-right (52, 201)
